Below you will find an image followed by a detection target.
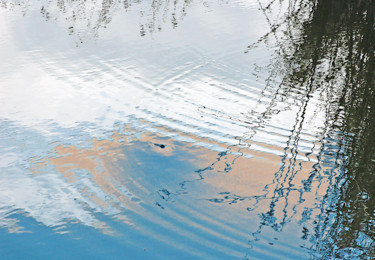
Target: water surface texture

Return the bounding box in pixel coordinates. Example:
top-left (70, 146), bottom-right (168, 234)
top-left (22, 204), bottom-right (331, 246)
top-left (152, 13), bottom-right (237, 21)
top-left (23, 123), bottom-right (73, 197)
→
top-left (0, 0), bottom-right (375, 259)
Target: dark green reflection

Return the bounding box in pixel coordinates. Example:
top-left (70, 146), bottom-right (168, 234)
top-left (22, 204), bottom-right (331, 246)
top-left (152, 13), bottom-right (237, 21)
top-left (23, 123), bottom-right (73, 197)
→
top-left (256, 0), bottom-right (375, 257)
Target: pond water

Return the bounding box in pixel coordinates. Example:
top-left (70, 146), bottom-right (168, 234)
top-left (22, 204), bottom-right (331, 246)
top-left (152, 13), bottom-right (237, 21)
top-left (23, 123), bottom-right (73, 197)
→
top-left (0, 0), bottom-right (374, 259)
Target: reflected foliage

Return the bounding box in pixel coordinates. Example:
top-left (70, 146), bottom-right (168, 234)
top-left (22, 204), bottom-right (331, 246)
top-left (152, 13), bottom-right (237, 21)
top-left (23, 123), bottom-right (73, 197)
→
top-left (250, 0), bottom-right (375, 257)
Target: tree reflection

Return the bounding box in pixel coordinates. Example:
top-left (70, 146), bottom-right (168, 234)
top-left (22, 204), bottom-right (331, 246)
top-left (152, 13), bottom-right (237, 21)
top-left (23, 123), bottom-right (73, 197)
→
top-left (309, 1), bottom-right (375, 257)
top-left (248, 0), bottom-right (375, 257)
top-left (0, 0), bottom-right (194, 41)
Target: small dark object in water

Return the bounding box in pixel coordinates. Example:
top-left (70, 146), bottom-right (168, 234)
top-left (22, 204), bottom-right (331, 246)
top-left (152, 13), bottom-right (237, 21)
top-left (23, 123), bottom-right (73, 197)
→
top-left (154, 143), bottom-right (165, 149)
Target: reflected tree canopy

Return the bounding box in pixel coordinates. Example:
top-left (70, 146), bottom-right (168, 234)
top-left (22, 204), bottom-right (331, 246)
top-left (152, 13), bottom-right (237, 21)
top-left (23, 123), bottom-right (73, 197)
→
top-left (251, 0), bottom-right (375, 257)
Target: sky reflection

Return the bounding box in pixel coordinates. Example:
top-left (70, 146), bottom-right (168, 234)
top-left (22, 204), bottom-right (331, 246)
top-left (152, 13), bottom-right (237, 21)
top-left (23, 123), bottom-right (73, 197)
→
top-left (0, 0), bottom-right (375, 259)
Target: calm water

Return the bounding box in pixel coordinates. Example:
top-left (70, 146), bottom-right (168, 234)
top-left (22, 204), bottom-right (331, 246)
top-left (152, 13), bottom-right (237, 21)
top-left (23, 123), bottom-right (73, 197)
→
top-left (0, 0), bottom-right (374, 259)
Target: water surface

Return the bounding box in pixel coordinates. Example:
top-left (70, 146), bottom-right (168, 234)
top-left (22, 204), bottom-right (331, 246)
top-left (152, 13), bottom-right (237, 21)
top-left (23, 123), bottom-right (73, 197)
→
top-left (0, 0), bottom-right (374, 259)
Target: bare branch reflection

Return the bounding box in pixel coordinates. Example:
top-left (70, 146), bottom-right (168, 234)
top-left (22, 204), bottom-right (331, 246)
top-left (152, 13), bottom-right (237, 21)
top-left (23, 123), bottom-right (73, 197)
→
top-left (241, 0), bottom-right (375, 257)
top-left (0, 0), bottom-right (195, 42)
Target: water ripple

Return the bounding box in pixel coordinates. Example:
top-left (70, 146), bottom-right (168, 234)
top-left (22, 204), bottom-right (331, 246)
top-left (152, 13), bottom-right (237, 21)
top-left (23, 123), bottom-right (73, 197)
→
top-left (1, 0), bottom-right (375, 259)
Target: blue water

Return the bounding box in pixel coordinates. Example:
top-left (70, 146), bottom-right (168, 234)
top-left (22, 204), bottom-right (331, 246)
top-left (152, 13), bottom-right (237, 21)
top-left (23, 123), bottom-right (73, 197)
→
top-left (1, 0), bottom-right (375, 259)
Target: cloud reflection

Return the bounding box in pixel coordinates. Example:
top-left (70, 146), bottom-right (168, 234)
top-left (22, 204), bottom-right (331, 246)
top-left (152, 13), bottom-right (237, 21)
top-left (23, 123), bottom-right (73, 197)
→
top-left (1, 0), bottom-right (375, 258)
